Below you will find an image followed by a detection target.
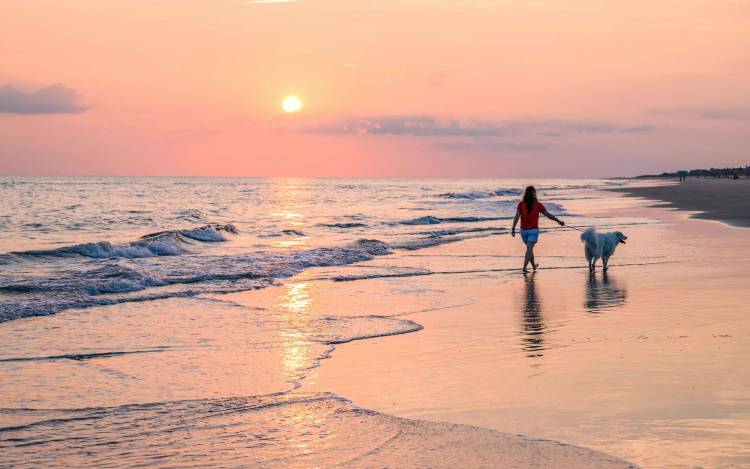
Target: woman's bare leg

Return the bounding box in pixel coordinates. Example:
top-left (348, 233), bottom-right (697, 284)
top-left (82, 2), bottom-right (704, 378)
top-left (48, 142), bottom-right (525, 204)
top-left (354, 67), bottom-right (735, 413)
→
top-left (529, 243), bottom-right (539, 270)
top-left (523, 242), bottom-right (536, 272)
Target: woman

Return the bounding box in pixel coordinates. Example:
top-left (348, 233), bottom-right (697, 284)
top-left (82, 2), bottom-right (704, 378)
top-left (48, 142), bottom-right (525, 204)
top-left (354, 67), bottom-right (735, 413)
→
top-left (511, 186), bottom-right (565, 273)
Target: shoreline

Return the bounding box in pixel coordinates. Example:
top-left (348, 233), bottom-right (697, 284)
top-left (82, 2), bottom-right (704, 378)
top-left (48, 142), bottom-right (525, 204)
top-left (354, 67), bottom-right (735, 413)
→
top-left (609, 178), bottom-right (750, 228)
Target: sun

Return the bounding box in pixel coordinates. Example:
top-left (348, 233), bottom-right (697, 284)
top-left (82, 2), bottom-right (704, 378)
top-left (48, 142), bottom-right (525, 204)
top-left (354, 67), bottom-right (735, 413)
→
top-left (282, 95), bottom-right (302, 113)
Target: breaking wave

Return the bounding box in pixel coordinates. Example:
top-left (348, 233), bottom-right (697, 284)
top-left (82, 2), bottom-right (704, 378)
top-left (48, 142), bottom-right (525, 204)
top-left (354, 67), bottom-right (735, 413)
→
top-left (9, 224), bottom-right (238, 259)
top-left (0, 238), bottom-right (393, 322)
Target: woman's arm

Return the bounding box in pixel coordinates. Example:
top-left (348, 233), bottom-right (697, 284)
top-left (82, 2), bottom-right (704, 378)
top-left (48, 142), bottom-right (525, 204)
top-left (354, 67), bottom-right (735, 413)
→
top-left (511, 208), bottom-right (520, 237)
top-left (541, 207), bottom-right (565, 226)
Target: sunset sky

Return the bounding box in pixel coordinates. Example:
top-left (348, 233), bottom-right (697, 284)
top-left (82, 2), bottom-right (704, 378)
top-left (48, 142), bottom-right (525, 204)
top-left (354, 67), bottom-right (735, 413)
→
top-left (1, 0), bottom-right (748, 177)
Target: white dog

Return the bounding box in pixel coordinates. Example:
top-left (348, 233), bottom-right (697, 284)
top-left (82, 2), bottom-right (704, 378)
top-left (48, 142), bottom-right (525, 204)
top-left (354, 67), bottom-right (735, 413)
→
top-left (580, 227), bottom-right (627, 272)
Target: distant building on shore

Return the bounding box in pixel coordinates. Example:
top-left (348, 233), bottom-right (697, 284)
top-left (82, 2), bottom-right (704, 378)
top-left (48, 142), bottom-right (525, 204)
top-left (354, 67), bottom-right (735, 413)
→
top-left (637, 165), bottom-right (750, 179)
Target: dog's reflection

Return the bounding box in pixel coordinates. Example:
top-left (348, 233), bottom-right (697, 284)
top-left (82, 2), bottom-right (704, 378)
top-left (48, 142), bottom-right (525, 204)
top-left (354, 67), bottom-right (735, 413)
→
top-left (584, 271), bottom-right (627, 313)
top-left (520, 274), bottom-right (546, 358)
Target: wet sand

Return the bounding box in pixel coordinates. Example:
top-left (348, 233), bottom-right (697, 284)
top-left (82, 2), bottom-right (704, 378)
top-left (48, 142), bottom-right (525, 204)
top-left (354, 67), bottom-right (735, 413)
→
top-left (611, 178), bottom-right (750, 227)
top-left (303, 188), bottom-right (750, 468)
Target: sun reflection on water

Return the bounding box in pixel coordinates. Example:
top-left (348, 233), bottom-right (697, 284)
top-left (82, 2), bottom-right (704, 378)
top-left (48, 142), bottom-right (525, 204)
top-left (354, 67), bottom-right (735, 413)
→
top-left (270, 178), bottom-right (310, 249)
top-left (278, 281), bottom-right (315, 380)
top-left (281, 282), bottom-right (311, 314)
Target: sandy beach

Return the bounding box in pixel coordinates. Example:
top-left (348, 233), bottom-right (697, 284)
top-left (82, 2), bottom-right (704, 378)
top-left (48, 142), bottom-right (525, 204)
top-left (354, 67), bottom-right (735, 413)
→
top-left (611, 178), bottom-right (750, 227)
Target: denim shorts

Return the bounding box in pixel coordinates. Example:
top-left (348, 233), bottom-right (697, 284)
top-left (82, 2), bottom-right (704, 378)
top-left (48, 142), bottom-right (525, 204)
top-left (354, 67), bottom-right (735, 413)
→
top-left (520, 228), bottom-right (539, 244)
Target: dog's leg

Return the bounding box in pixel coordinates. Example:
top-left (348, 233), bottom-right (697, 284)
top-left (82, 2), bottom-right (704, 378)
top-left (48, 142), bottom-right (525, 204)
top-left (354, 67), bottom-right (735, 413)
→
top-left (586, 251), bottom-right (593, 272)
top-left (591, 257), bottom-right (597, 272)
top-left (603, 256), bottom-right (609, 271)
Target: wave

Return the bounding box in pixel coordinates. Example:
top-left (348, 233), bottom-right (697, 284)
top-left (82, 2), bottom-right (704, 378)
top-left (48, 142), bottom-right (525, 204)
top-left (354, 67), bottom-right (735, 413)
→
top-left (422, 226), bottom-right (507, 237)
top-left (437, 188), bottom-right (521, 199)
top-left (142, 224), bottom-right (237, 243)
top-left (259, 229), bottom-right (308, 238)
top-left (317, 222), bottom-right (367, 229)
top-left (83, 265), bottom-right (165, 295)
top-left (0, 348), bottom-right (168, 363)
top-left (401, 215), bottom-right (509, 225)
top-left (310, 315), bottom-right (423, 344)
top-left (390, 228), bottom-right (504, 251)
top-left (8, 224), bottom-right (237, 259)
top-left (175, 209), bottom-right (205, 221)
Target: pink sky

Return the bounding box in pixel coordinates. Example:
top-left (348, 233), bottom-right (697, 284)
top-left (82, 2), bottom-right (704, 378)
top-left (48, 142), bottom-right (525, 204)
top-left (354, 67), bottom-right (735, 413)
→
top-left (1, 0), bottom-right (748, 177)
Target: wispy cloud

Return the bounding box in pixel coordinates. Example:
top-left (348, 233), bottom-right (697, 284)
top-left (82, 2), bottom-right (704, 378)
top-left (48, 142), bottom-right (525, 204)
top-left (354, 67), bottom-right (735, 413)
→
top-left (305, 115), bottom-right (510, 137)
top-left (647, 107), bottom-right (750, 121)
top-left (304, 114), bottom-right (655, 137)
top-left (498, 119), bottom-right (655, 135)
top-left (433, 140), bottom-right (548, 153)
top-left (0, 84), bottom-right (89, 115)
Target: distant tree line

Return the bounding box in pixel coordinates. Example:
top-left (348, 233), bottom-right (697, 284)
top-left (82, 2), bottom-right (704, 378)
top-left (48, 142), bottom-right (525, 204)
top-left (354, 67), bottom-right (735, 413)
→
top-left (637, 165), bottom-right (750, 179)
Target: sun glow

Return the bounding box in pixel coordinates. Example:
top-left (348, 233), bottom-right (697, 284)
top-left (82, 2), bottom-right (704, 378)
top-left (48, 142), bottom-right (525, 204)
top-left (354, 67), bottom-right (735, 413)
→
top-left (282, 95), bottom-right (302, 113)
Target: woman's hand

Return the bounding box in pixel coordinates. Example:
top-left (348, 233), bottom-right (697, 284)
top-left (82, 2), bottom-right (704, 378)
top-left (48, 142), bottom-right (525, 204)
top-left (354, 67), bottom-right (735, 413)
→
top-left (511, 228), bottom-right (516, 237)
top-left (558, 219), bottom-right (565, 226)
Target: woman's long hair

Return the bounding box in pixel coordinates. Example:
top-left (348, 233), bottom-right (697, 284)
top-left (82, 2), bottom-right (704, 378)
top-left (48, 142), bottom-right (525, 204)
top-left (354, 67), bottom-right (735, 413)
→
top-left (522, 186), bottom-right (537, 214)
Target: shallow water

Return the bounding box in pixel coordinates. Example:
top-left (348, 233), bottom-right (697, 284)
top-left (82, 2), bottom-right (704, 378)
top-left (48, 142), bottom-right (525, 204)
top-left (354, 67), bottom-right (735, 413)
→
top-left (0, 392), bottom-right (631, 469)
top-left (2, 177), bottom-right (743, 467)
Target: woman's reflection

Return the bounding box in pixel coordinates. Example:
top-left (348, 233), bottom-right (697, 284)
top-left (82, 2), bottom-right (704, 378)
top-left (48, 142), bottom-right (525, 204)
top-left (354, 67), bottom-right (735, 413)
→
top-left (584, 271), bottom-right (627, 313)
top-left (520, 274), bottom-right (546, 358)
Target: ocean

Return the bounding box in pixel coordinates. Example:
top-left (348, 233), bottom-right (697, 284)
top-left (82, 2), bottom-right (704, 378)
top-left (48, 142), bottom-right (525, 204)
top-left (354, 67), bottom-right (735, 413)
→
top-left (0, 177), bottom-right (622, 322)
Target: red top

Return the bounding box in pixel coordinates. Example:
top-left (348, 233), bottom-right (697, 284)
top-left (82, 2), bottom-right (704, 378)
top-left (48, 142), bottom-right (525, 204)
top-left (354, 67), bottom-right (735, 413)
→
top-left (518, 201), bottom-right (545, 230)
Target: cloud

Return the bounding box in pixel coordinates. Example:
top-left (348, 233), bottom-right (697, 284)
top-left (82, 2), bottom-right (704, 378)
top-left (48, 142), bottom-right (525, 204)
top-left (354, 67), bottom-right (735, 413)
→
top-left (504, 119), bottom-right (655, 135)
top-left (305, 115), bottom-right (511, 137)
top-left (305, 115), bottom-right (655, 137)
top-left (647, 107), bottom-right (750, 121)
top-left (620, 125), bottom-right (657, 133)
top-left (433, 140), bottom-right (548, 153)
top-left (0, 84), bottom-right (89, 115)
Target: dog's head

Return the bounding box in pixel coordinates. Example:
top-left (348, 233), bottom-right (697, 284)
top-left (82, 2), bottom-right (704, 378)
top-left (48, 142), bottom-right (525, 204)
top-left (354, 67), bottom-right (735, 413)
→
top-left (614, 231), bottom-right (628, 244)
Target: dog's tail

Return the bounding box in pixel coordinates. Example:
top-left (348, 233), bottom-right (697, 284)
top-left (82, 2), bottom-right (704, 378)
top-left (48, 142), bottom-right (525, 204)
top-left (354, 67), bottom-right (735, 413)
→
top-left (580, 227), bottom-right (596, 243)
